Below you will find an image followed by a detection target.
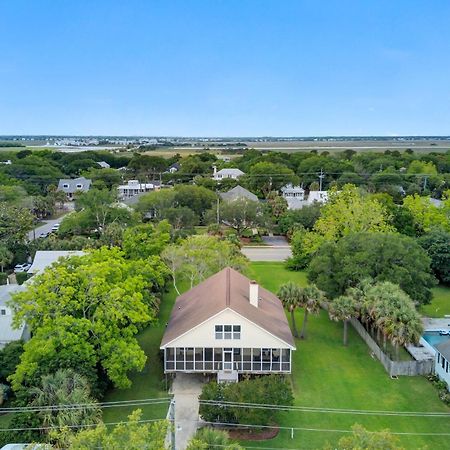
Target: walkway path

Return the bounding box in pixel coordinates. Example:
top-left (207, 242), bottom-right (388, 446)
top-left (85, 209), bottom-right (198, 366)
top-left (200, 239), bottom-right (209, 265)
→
top-left (172, 373), bottom-right (204, 450)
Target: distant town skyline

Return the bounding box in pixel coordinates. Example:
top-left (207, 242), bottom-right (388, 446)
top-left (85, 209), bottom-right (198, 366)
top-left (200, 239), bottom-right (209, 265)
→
top-left (1, 0), bottom-right (450, 136)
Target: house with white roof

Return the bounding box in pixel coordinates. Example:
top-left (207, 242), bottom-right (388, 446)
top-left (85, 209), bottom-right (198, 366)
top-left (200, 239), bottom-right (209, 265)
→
top-left (307, 190), bottom-right (329, 204)
top-left (213, 167), bottom-right (245, 181)
top-left (97, 161), bottom-right (111, 169)
top-left (281, 184), bottom-right (305, 210)
top-left (160, 267), bottom-right (295, 382)
top-left (117, 180), bottom-right (161, 199)
top-left (28, 250), bottom-right (85, 275)
top-left (57, 177), bottom-right (92, 200)
top-left (0, 285), bottom-right (29, 348)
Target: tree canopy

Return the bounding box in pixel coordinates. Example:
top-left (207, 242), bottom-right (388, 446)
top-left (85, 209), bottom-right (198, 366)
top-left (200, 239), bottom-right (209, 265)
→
top-left (9, 247), bottom-right (169, 392)
top-left (308, 232), bottom-right (436, 305)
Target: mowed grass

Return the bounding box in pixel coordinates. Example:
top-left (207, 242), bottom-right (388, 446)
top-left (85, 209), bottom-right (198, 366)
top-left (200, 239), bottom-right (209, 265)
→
top-left (421, 285), bottom-right (450, 317)
top-left (242, 263), bottom-right (450, 449)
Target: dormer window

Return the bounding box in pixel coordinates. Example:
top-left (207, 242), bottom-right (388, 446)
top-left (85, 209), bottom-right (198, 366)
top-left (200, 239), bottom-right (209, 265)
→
top-left (215, 324), bottom-right (241, 340)
top-left (63, 184), bottom-right (69, 188)
top-left (76, 184), bottom-right (83, 189)
top-left (1, 309), bottom-right (6, 315)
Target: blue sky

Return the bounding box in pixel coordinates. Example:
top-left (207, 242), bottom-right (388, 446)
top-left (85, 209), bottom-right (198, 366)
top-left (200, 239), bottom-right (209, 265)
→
top-left (1, 0), bottom-right (450, 136)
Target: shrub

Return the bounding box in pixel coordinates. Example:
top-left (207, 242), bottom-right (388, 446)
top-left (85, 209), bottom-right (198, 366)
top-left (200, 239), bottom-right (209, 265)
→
top-left (0, 273), bottom-right (7, 285)
top-left (15, 272), bottom-right (29, 285)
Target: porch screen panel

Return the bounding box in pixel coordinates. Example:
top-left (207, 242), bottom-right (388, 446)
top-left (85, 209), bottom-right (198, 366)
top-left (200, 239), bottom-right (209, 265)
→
top-left (186, 347), bottom-right (194, 370)
top-left (195, 348), bottom-right (204, 370)
top-left (205, 348), bottom-right (213, 370)
top-left (242, 348), bottom-right (251, 371)
top-left (166, 348), bottom-right (175, 370)
top-left (253, 348), bottom-right (262, 371)
top-left (176, 348), bottom-right (185, 370)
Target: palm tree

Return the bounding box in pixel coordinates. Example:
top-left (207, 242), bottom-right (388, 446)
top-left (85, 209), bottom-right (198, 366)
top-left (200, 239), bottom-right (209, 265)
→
top-left (299, 285), bottom-right (323, 339)
top-left (328, 295), bottom-right (357, 346)
top-left (30, 369), bottom-right (101, 434)
top-left (277, 282), bottom-right (303, 338)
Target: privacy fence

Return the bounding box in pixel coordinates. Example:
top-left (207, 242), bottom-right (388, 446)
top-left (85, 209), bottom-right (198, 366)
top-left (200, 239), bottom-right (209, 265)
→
top-left (350, 318), bottom-right (433, 377)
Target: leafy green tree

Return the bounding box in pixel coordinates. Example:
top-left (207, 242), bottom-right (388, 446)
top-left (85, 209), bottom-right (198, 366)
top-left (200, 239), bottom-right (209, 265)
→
top-left (173, 185), bottom-right (218, 219)
top-left (30, 369), bottom-right (101, 442)
top-left (65, 410), bottom-right (169, 450)
top-left (122, 221), bottom-right (171, 259)
top-left (220, 198), bottom-right (266, 236)
top-left (187, 428), bottom-right (242, 450)
top-left (135, 189), bottom-right (176, 218)
top-left (0, 340), bottom-right (24, 383)
top-left (162, 206), bottom-right (199, 229)
top-left (9, 247), bottom-right (169, 392)
top-left (308, 232), bottom-right (436, 305)
top-left (403, 193), bottom-right (450, 233)
top-left (162, 235), bottom-right (247, 293)
top-left (277, 282), bottom-right (303, 338)
top-left (82, 167), bottom-right (122, 189)
top-left (299, 185), bottom-right (394, 258)
top-left (418, 229), bottom-right (450, 284)
top-left (0, 245), bottom-right (13, 272)
top-left (0, 185), bottom-right (31, 207)
top-left (326, 424), bottom-right (404, 450)
top-left (278, 203), bottom-right (322, 236)
top-left (60, 189), bottom-right (137, 236)
top-left (407, 160), bottom-right (438, 175)
top-left (0, 204), bottom-right (34, 249)
top-left (328, 295), bottom-right (358, 346)
top-left (266, 191), bottom-right (288, 218)
top-left (243, 162), bottom-right (298, 197)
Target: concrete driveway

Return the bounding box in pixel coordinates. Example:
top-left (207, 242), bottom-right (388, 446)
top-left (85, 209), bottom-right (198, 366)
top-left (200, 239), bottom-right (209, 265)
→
top-left (242, 246), bottom-right (292, 262)
top-left (172, 373), bottom-right (204, 450)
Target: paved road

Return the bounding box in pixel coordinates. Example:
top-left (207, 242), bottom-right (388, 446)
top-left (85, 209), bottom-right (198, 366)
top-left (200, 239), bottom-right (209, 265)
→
top-left (172, 373), bottom-right (204, 450)
top-left (242, 246), bottom-right (292, 261)
top-left (27, 215), bottom-right (67, 241)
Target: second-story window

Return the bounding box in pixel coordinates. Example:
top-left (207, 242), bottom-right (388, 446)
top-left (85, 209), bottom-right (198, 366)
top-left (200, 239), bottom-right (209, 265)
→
top-left (215, 325), bottom-right (241, 340)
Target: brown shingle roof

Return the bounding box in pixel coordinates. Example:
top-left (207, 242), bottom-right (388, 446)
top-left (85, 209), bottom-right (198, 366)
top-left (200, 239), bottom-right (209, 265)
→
top-left (160, 267), bottom-right (295, 348)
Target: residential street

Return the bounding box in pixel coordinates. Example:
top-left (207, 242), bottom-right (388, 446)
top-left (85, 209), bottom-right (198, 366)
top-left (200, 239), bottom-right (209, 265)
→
top-left (241, 245), bottom-right (292, 261)
top-left (27, 213), bottom-right (69, 241)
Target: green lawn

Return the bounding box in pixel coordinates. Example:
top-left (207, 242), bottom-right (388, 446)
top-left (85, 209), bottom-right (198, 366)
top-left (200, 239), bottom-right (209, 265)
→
top-left (421, 285), bottom-right (450, 317)
top-left (243, 263), bottom-right (450, 449)
top-left (101, 262), bottom-right (450, 448)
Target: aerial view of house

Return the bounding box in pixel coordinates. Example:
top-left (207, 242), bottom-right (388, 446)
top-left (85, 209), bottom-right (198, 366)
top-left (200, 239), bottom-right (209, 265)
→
top-left (161, 267), bottom-right (295, 382)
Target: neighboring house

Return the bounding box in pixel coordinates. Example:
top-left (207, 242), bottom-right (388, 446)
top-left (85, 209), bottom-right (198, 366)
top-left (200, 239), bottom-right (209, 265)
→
top-left (220, 185), bottom-right (258, 203)
top-left (0, 160), bottom-right (12, 165)
top-left (281, 184), bottom-right (305, 210)
top-left (435, 340), bottom-right (450, 391)
top-left (28, 250), bottom-right (85, 275)
top-left (117, 180), bottom-right (161, 199)
top-left (307, 190), bottom-right (329, 204)
top-left (213, 167), bottom-right (245, 181)
top-left (160, 267), bottom-right (295, 382)
top-left (57, 177), bottom-right (92, 200)
top-left (0, 285), bottom-right (29, 348)
top-left (167, 162), bottom-right (181, 173)
top-left (97, 161), bottom-right (111, 169)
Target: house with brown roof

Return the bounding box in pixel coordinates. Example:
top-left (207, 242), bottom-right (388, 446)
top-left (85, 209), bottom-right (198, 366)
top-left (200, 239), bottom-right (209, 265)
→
top-left (160, 267), bottom-right (295, 382)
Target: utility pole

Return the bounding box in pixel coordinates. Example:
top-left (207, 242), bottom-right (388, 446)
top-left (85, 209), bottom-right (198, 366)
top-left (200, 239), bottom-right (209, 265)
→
top-left (423, 176), bottom-right (428, 192)
top-left (318, 168), bottom-right (325, 191)
top-left (216, 194), bottom-right (220, 225)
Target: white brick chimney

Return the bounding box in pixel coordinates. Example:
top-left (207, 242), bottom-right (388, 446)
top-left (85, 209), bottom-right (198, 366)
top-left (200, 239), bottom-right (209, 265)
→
top-left (249, 280), bottom-right (259, 308)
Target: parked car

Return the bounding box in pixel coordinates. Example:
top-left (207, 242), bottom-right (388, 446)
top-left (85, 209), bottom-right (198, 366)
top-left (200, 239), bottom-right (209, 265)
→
top-left (39, 232), bottom-right (50, 238)
top-left (14, 263), bottom-right (31, 273)
top-left (50, 223), bottom-right (60, 232)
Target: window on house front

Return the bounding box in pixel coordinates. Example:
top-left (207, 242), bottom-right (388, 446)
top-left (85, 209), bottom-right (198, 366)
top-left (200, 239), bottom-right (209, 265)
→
top-left (0, 309), bottom-right (6, 315)
top-left (215, 325), bottom-right (241, 339)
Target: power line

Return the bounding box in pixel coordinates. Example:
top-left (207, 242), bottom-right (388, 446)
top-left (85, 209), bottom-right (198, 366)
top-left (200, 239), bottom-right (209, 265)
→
top-left (0, 397), bottom-right (171, 414)
top-left (198, 400), bottom-right (450, 418)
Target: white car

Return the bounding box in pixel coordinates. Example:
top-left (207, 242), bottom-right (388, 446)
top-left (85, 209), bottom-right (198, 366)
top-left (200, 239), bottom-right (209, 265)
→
top-left (51, 223), bottom-right (60, 232)
top-left (14, 263), bottom-right (31, 273)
